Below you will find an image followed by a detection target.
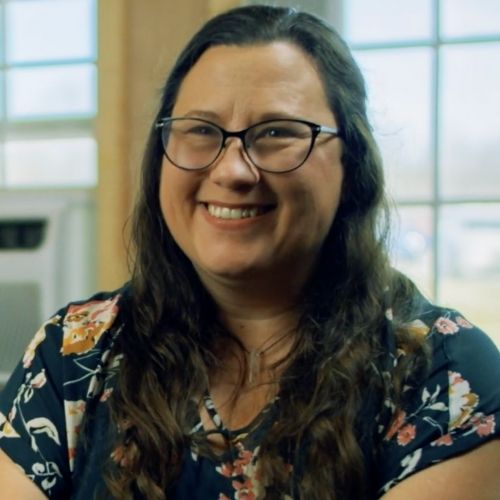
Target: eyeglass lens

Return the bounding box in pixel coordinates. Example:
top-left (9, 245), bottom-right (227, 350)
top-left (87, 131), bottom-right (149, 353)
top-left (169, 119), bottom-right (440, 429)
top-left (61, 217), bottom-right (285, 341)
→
top-left (161, 118), bottom-right (315, 172)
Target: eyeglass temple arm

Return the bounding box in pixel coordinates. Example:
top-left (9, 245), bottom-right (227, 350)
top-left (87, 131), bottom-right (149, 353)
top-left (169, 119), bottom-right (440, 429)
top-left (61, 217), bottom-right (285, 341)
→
top-left (318, 125), bottom-right (340, 136)
top-left (154, 119), bottom-right (167, 129)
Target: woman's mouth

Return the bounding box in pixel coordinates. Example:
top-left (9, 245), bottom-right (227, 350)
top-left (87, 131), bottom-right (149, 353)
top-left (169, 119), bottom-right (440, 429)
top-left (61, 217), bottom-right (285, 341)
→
top-left (205, 203), bottom-right (273, 220)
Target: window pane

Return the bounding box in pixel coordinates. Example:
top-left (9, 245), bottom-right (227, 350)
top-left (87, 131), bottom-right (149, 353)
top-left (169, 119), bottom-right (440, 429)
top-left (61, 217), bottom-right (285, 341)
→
top-left (344, 0), bottom-right (432, 44)
top-left (6, 64), bottom-right (96, 119)
top-left (390, 206), bottom-right (433, 299)
top-left (5, 137), bottom-right (97, 187)
top-left (6, 0), bottom-right (94, 63)
top-left (0, 71), bottom-right (4, 119)
top-left (355, 48), bottom-right (433, 201)
top-left (439, 43), bottom-right (500, 199)
top-left (438, 204), bottom-right (500, 347)
top-left (441, 0), bottom-right (500, 38)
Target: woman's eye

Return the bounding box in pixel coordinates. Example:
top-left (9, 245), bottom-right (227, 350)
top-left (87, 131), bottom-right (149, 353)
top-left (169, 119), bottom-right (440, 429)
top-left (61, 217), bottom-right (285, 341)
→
top-left (259, 127), bottom-right (294, 139)
top-left (187, 126), bottom-right (217, 136)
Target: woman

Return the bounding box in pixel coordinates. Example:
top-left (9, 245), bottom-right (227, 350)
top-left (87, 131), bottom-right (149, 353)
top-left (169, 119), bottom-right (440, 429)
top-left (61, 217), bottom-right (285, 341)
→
top-left (1, 5), bottom-right (499, 499)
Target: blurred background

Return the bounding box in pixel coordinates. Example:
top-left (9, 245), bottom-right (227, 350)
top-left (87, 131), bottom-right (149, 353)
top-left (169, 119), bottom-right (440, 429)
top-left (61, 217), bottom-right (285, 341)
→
top-left (0, 0), bottom-right (499, 383)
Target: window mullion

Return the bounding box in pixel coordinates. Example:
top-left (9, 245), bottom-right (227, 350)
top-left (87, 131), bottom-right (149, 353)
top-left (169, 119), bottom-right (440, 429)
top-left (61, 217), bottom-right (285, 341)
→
top-left (0, 0), bottom-right (6, 187)
top-left (431, 0), bottom-right (441, 301)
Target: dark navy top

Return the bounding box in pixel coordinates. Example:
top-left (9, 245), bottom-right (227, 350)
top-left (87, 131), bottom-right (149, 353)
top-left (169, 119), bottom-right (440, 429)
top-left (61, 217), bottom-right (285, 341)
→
top-left (1, 285), bottom-right (499, 498)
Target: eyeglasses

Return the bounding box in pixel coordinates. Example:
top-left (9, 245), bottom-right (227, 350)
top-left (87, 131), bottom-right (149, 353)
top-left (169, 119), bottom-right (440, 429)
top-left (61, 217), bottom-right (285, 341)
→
top-left (155, 117), bottom-right (340, 173)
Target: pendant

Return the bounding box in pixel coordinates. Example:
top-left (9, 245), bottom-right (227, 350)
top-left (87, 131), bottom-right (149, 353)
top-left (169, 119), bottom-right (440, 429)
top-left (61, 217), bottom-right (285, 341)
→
top-left (247, 349), bottom-right (261, 386)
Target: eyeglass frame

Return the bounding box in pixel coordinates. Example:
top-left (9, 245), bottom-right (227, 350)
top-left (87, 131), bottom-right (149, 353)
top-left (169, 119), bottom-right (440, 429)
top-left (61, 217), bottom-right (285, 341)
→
top-left (154, 117), bottom-right (341, 174)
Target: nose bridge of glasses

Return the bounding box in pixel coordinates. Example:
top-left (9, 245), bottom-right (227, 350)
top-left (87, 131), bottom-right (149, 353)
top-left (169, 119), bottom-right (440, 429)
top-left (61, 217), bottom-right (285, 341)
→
top-left (221, 128), bottom-right (251, 151)
top-left (214, 127), bottom-right (261, 178)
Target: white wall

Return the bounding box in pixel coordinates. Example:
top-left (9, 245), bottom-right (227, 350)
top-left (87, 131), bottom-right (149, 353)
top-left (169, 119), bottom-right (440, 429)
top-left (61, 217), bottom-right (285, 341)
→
top-left (0, 190), bottom-right (96, 384)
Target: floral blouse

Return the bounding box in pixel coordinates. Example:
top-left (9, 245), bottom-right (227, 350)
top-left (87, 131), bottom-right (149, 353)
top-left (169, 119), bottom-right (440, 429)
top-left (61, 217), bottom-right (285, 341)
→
top-left (0, 285), bottom-right (499, 499)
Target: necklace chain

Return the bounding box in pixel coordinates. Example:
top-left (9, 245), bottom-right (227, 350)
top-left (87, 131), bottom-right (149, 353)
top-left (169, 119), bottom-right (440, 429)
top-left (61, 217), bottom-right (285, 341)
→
top-left (243, 331), bottom-right (292, 386)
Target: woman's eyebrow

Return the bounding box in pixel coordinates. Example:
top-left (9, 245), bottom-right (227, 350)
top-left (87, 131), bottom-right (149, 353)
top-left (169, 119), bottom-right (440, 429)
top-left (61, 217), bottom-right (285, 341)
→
top-left (179, 109), bottom-right (306, 122)
top-left (181, 110), bottom-right (221, 120)
top-left (255, 111), bottom-right (304, 121)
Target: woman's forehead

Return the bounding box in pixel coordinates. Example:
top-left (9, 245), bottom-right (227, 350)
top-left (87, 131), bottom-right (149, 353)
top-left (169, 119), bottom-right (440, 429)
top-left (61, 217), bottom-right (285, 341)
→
top-left (171, 42), bottom-right (333, 125)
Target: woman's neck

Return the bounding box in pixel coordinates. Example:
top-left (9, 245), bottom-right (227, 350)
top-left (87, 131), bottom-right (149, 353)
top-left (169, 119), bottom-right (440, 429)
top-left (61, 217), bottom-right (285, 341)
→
top-left (199, 274), bottom-right (302, 350)
top-left (195, 260), bottom-right (312, 344)
top-left (198, 272), bottom-right (304, 427)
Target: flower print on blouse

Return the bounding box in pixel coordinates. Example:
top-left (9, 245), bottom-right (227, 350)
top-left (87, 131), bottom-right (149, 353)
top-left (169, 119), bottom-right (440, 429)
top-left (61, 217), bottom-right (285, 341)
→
top-left (0, 292), bottom-right (122, 498)
top-left (0, 285), bottom-right (499, 499)
top-left (61, 298), bottom-right (119, 355)
top-left (378, 312), bottom-right (500, 494)
top-left (177, 392), bottom-right (288, 499)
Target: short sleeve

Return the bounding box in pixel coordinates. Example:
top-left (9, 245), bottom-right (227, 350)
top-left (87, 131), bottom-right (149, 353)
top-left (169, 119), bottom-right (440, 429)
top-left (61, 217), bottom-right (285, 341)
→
top-left (0, 291), bottom-right (123, 498)
top-left (377, 311), bottom-right (500, 495)
top-left (0, 312), bottom-right (72, 497)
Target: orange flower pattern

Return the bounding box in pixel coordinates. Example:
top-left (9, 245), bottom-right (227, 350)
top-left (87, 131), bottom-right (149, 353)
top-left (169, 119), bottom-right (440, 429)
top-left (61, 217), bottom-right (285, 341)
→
top-left (0, 292), bottom-right (121, 497)
top-left (0, 287), bottom-right (498, 499)
top-left (61, 296), bottom-right (120, 355)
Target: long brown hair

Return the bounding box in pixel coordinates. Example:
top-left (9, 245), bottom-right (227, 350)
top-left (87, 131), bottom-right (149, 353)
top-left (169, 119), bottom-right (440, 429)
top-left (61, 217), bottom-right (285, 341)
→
top-left (106, 5), bottom-right (428, 499)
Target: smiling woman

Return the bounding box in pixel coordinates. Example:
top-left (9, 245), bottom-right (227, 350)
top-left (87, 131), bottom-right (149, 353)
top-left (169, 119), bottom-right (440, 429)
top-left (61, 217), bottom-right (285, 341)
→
top-left (0, 4), bottom-right (499, 500)
top-left (159, 42), bottom-right (343, 287)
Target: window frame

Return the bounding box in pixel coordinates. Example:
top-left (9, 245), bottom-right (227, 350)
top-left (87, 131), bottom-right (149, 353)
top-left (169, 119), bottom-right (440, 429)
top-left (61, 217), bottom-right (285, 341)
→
top-left (344, 0), bottom-right (500, 302)
top-left (0, 0), bottom-right (98, 189)
top-left (336, 0), bottom-right (500, 347)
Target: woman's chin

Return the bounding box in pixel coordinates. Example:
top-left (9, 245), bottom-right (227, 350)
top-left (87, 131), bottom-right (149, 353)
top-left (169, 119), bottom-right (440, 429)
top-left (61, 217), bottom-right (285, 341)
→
top-left (193, 259), bottom-right (267, 284)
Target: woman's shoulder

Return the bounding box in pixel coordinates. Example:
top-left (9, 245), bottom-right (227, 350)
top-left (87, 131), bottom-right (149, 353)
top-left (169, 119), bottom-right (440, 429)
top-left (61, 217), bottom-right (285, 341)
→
top-left (5, 283), bottom-right (130, 387)
top-left (0, 284), bottom-right (131, 498)
top-left (60, 283), bottom-right (131, 319)
top-left (16, 284), bottom-right (130, 377)
top-left (402, 296), bottom-right (499, 381)
top-left (378, 295), bottom-right (500, 495)
top-left (57, 284), bottom-right (130, 356)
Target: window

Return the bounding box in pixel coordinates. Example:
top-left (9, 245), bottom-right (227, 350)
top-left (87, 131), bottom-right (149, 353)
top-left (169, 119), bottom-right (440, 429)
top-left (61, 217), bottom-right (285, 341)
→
top-left (0, 0), bottom-right (97, 188)
top-left (344, 0), bottom-right (500, 345)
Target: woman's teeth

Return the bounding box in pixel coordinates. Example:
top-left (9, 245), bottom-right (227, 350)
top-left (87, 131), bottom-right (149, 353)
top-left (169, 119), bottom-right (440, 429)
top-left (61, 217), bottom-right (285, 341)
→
top-left (207, 204), bottom-right (260, 220)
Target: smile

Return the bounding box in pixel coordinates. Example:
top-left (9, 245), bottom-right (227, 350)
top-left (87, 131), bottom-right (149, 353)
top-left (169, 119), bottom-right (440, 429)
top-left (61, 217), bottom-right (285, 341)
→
top-left (206, 204), bottom-right (271, 220)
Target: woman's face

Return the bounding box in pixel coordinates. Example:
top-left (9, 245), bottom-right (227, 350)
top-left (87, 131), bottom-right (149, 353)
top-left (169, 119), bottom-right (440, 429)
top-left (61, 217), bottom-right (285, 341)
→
top-left (159, 42), bottom-right (344, 290)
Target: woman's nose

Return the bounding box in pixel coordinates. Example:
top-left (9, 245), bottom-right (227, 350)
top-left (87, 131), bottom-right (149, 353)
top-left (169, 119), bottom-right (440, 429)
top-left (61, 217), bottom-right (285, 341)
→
top-left (208, 138), bottom-right (261, 189)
